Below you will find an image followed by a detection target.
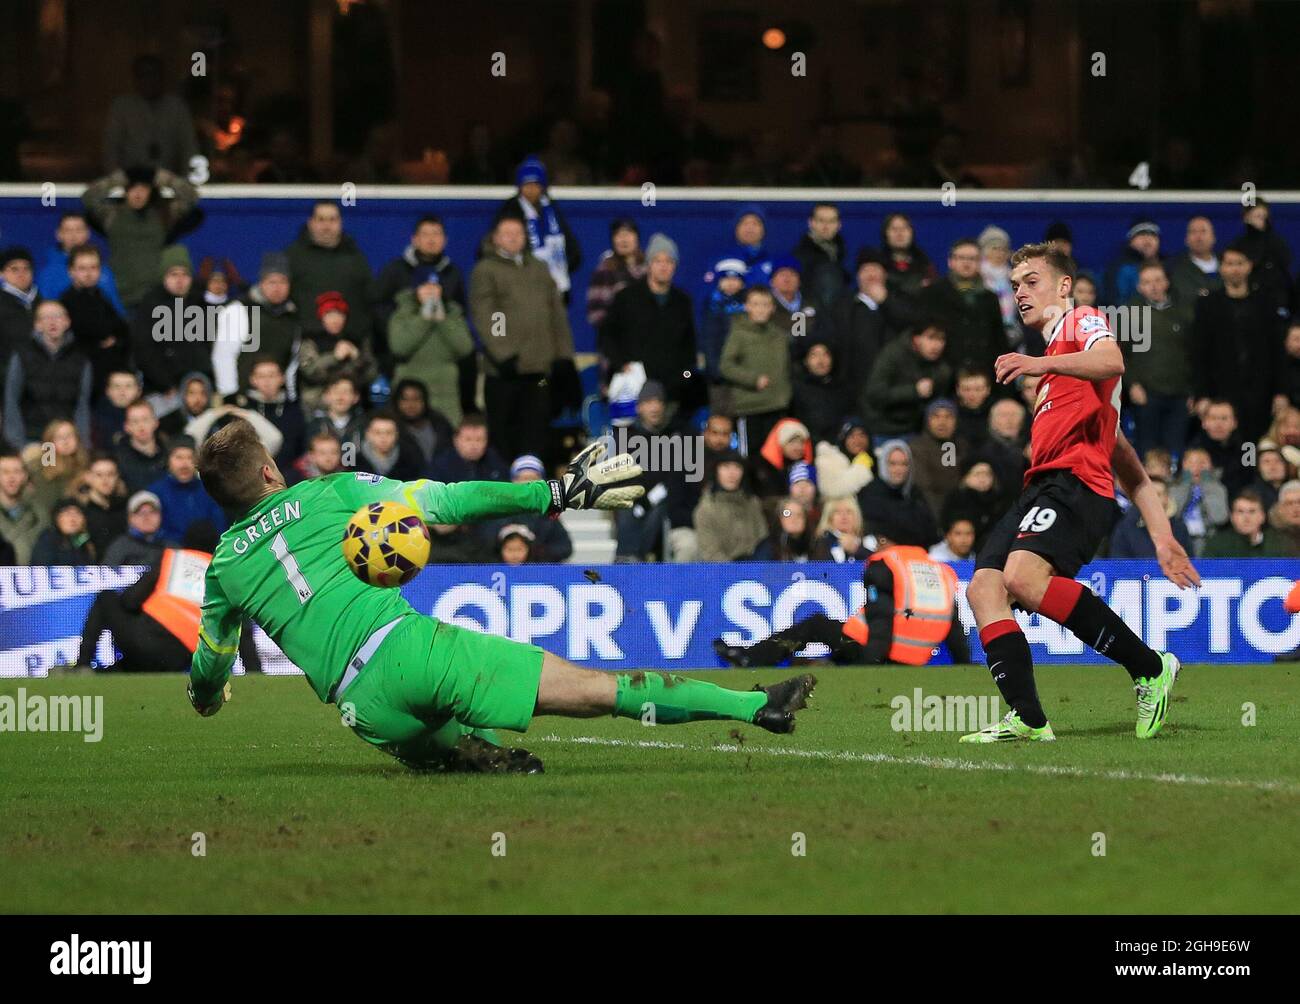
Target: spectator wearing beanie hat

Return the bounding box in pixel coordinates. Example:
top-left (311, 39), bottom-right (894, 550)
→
top-left (704, 203), bottom-right (774, 292)
top-left (787, 460), bottom-right (821, 527)
top-left (215, 250), bottom-right (301, 398)
top-left (1103, 217), bottom-right (1163, 306)
top-left (977, 225), bottom-right (1020, 343)
top-left (474, 453), bottom-right (573, 563)
top-left (388, 263), bottom-right (474, 425)
top-left (128, 244), bottom-right (213, 411)
top-left (910, 398), bottom-right (965, 519)
top-left (753, 417), bottom-right (812, 498)
top-left (703, 207), bottom-right (775, 416)
top-left (296, 290), bottom-right (378, 417)
top-left (495, 523), bottom-right (537, 565)
top-left (510, 454), bottom-right (546, 481)
top-left (494, 155), bottom-right (582, 302)
top-left (599, 232), bottom-right (700, 416)
top-left (699, 253), bottom-right (750, 401)
top-left (612, 380), bottom-right (701, 562)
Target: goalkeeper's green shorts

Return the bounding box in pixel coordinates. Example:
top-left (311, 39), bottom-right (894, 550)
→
top-left (338, 616), bottom-right (545, 763)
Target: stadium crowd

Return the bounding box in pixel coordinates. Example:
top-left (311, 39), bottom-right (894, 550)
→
top-left (2, 153), bottom-right (1300, 569)
top-left (34, 51), bottom-right (1290, 194)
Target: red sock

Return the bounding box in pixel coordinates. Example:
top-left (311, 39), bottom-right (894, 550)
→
top-left (979, 618), bottom-right (1022, 648)
top-left (1039, 576), bottom-right (1161, 681)
top-left (1038, 576), bottom-right (1084, 623)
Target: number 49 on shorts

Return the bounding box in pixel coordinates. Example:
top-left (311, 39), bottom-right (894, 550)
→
top-left (1018, 506), bottom-right (1057, 534)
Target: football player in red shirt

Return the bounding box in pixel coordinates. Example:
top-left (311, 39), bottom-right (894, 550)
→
top-left (962, 242), bottom-right (1199, 743)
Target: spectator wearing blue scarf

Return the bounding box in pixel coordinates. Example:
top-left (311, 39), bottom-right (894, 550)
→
top-left (494, 156), bottom-right (582, 304)
top-left (703, 203), bottom-right (773, 295)
top-left (699, 255), bottom-right (749, 394)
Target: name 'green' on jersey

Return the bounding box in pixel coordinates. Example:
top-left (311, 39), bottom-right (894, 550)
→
top-left (188, 472), bottom-right (551, 705)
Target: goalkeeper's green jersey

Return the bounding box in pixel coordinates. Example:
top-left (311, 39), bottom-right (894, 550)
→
top-left (189, 472), bottom-right (551, 705)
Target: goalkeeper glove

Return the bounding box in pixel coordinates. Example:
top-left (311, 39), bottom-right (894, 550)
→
top-left (188, 680), bottom-right (232, 717)
top-left (547, 440), bottom-right (645, 512)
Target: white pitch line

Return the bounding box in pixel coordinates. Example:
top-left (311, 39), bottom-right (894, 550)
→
top-left (533, 734), bottom-right (1300, 796)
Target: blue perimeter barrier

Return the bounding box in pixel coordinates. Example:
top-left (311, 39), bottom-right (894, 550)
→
top-left (2, 186), bottom-right (1299, 353)
top-left (2, 559), bottom-right (1297, 677)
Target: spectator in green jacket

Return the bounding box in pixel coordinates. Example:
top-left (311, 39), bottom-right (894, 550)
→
top-left (1202, 490), bottom-right (1287, 557)
top-left (82, 165), bottom-right (200, 309)
top-left (692, 451), bottom-right (769, 562)
top-left (469, 213), bottom-right (575, 462)
top-left (1166, 215), bottom-right (1222, 304)
top-left (0, 449), bottom-right (48, 564)
top-left (388, 265), bottom-right (474, 425)
top-left (863, 322), bottom-right (953, 440)
top-left (720, 285), bottom-right (791, 455)
top-left (296, 292), bottom-right (378, 417)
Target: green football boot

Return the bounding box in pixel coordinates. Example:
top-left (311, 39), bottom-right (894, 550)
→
top-left (959, 709), bottom-right (1056, 743)
top-left (1134, 652), bottom-right (1180, 739)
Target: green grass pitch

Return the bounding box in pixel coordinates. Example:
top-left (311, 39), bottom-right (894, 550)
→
top-left (2, 664), bottom-right (1297, 914)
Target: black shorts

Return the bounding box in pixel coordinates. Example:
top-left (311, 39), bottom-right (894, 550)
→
top-left (974, 470), bottom-right (1119, 579)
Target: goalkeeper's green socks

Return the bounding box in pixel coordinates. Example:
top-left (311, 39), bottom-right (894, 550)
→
top-left (612, 672), bottom-right (766, 724)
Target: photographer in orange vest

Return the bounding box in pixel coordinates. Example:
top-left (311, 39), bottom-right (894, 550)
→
top-left (64, 521), bottom-right (261, 673)
top-left (714, 514), bottom-right (970, 667)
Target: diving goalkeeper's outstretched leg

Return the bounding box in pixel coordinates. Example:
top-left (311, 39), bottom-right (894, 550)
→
top-left (534, 651), bottom-right (816, 734)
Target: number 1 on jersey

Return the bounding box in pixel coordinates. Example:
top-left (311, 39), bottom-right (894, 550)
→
top-left (271, 532), bottom-right (314, 603)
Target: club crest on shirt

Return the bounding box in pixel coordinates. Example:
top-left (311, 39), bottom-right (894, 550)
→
top-left (1034, 380), bottom-right (1051, 415)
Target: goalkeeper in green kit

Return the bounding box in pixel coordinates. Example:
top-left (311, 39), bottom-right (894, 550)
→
top-left (187, 419), bottom-right (815, 773)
